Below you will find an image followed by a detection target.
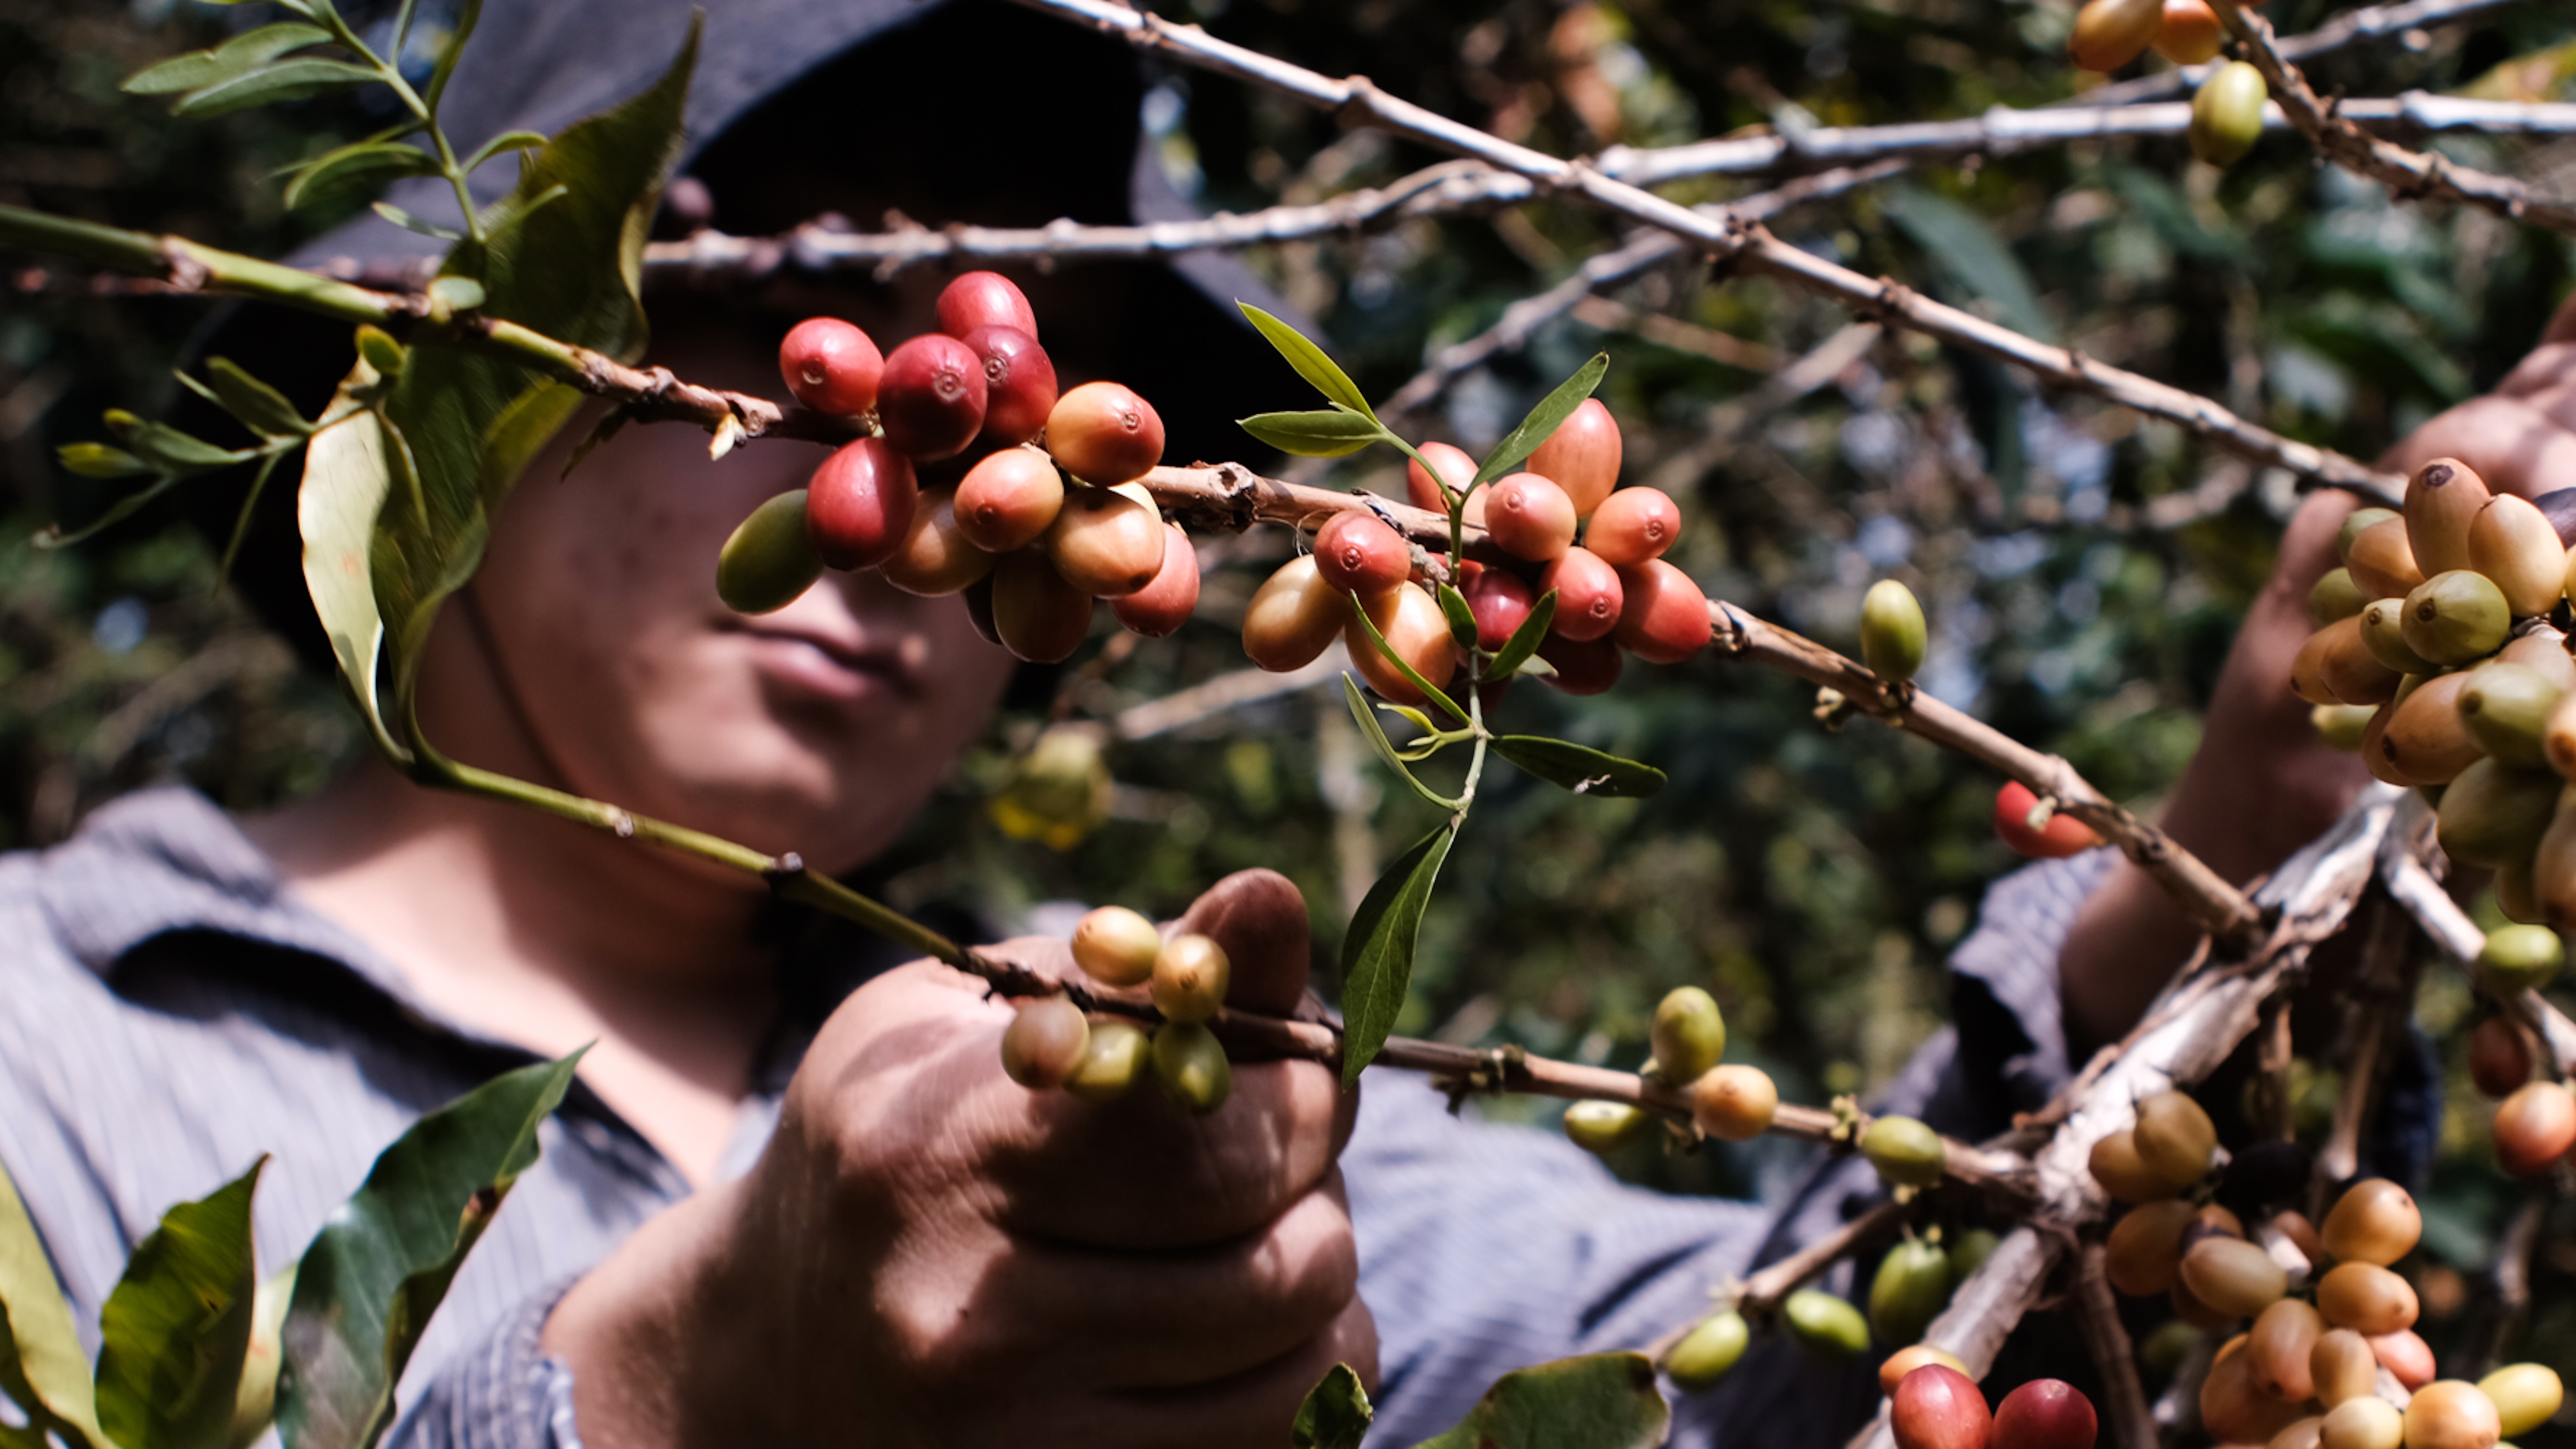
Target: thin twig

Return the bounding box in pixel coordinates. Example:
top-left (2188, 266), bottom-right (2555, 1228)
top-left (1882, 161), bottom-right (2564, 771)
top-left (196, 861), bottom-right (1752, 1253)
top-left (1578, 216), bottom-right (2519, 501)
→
top-left (2075, 1243), bottom-right (2157, 1449)
top-left (2063, 0), bottom-right (2521, 107)
top-left (1740, 1198), bottom-right (1914, 1315)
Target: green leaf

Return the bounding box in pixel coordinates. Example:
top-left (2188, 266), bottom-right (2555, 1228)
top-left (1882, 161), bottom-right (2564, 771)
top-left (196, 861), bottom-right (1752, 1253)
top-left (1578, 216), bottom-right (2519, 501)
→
top-left (1878, 186), bottom-right (2056, 345)
top-left (1489, 736), bottom-right (1666, 799)
top-left (297, 364), bottom-right (404, 760)
top-left (1342, 676), bottom-right (1460, 810)
top-left (1338, 822), bottom-right (1455, 1083)
top-left (95, 1158), bottom-right (268, 1449)
top-left (460, 129), bottom-right (547, 175)
top-left (1483, 589), bottom-right (1556, 682)
top-left (1476, 353), bottom-right (1607, 485)
top-left (0, 1155), bottom-right (109, 1449)
top-left (282, 141), bottom-right (441, 212)
top-left (1346, 592), bottom-right (1470, 727)
top-left (56, 442), bottom-right (151, 479)
top-left (1293, 1364), bottom-right (1374, 1449)
top-left (1237, 302), bottom-right (1375, 420)
top-left (172, 58), bottom-right (381, 117)
top-left (369, 201), bottom-right (462, 242)
top-left (279, 1054), bottom-right (582, 1449)
top-left (1436, 582), bottom-right (1477, 652)
top-left (124, 22), bottom-right (332, 95)
top-left (1237, 408), bottom-right (1380, 458)
top-left (1409, 1354), bottom-right (1669, 1449)
top-left (227, 1266), bottom-right (294, 1449)
top-left (196, 358), bottom-right (313, 438)
top-left (471, 182), bottom-right (570, 247)
top-left (426, 276), bottom-right (486, 313)
top-left (109, 414), bottom-right (257, 474)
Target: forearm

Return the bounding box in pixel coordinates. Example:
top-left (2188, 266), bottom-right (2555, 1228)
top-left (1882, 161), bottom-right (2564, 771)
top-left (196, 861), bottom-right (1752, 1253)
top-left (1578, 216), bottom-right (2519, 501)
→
top-left (542, 1180), bottom-right (771, 1447)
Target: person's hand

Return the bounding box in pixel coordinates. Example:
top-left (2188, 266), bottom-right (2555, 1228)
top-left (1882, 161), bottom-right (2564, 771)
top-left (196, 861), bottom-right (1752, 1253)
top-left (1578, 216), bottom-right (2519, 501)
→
top-left (544, 868), bottom-right (1375, 1448)
top-left (2060, 294), bottom-right (2576, 1049)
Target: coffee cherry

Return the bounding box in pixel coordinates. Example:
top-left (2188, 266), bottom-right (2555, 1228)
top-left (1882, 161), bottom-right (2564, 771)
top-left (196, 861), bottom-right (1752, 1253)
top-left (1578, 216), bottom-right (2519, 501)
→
top-left (2460, 663), bottom-right (2562, 768)
top-left (878, 487), bottom-right (994, 596)
top-left (2468, 495), bottom-right (2566, 616)
top-left (1992, 1380), bottom-right (2097, 1449)
top-left (877, 334), bottom-right (989, 461)
top-left (2348, 518), bottom-right (2427, 601)
top-left (2315, 614), bottom-right (2404, 705)
top-left (2407, 458), bottom-right (2494, 578)
top-left (2340, 507), bottom-right (2402, 563)
top-left (963, 575), bottom-right (1000, 645)
top-left (1586, 487), bottom-right (1681, 566)
top-left (717, 489), bottom-right (824, 614)
top-left (2314, 704), bottom-right (2375, 752)
top-left (1043, 485), bottom-right (1167, 598)
top-left (2190, 62), bottom-right (2268, 167)
top-left (961, 325), bottom-right (1057, 445)
top-left (955, 447), bottom-right (1066, 552)
top-left (1047, 381), bottom-right (1164, 485)
top-left (1463, 565), bottom-right (1536, 650)
top-left (1406, 440), bottom-right (1482, 521)
top-left (1691, 1063), bottom-right (1777, 1141)
top-left (1000, 995), bottom-right (1091, 1089)
top-left (1541, 547), bottom-right (1624, 641)
top-left (2170, 1275), bottom-right (2235, 1331)
top-left (1243, 556), bottom-right (1350, 672)
top-left (1537, 632), bottom-right (1623, 696)
top-left (2372, 1330), bottom-right (2435, 1390)
top-left (1526, 398), bottom-right (1623, 517)
top-left (2105, 1200), bottom-right (2195, 1296)
top-left (1650, 986), bottom-right (1727, 1082)
top-left (2403, 1382), bottom-right (2501, 1449)
top-left (2381, 671), bottom-right (2483, 786)
top-left (2535, 787), bottom-right (2576, 926)
top-left (2316, 1262), bottom-right (2418, 1335)
top-left (1881, 1345), bottom-right (1971, 1396)
top-left (2322, 1179), bottom-right (2420, 1266)
top-left (2311, 568), bottom-right (2368, 626)
top-left (1665, 1310), bottom-right (1750, 1391)
top-left (2476, 1365), bottom-right (2561, 1439)
top-left (802, 437), bottom-right (923, 570)
top-left (2089, 1129), bottom-right (2182, 1202)
top-left (1892, 1364), bottom-right (1989, 1449)
top-left (2179, 1202), bottom-right (2246, 1253)
top-left (1484, 473), bottom-right (1579, 561)
top-left (2183, 1236), bottom-right (2288, 1318)
top-left (2492, 1080), bottom-right (2576, 1174)
top-left (1314, 510), bottom-right (1413, 594)
top-left (1111, 523), bottom-right (1201, 637)
top-left (2311, 1329), bottom-right (2379, 1408)
top-left (778, 316), bottom-right (884, 417)
top-left (2249, 1298), bottom-right (2326, 1402)
top-left (2403, 570), bottom-right (2511, 666)
top-left (1072, 905), bottom-right (1162, 986)
top-left (1151, 932), bottom-right (1231, 1024)
top-left (1347, 584), bottom-right (1458, 706)
top-left (1994, 782), bottom-right (2104, 859)
top-left (1782, 1289), bottom-right (1871, 1358)
top-left (1615, 560), bottom-right (1712, 663)
top-left (2321, 1397), bottom-right (2405, 1449)
top-left (936, 270), bottom-right (1039, 340)
top-left (1563, 1099), bottom-right (1650, 1155)
top-left (2269, 1208), bottom-right (2325, 1266)
top-left (2133, 1091), bottom-right (2216, 1185)
top-left (2282, 1418), bottom-right (2328, 1449)
top-left (1948, 1229), bottom-right (2000, 1283)
top-left (1150, 1021), bottom-right (1231, 1115)
top-left (990, 548), bottom-right (1093, 664)
top-left (2499, 626), bottom-right (2576, 688)
top-left (1862, 1115), bottom-right (1947, 1189)
top-left (1862, 579), bottom-right (1929, 684)
top-left (1064, 1019), bottom-right (1150, 1101)
top-left (2070, 0), bottom-right (2162, 70)
top-left (2498, 857), bottom-right (2545, 926)
top-left (2152, 0), bottom-right (2223, 62)
top-left (2469, 1017), bottom-right (2532, 1098)
top-left (2479, 923), bottom-right (2563, 993)
top-left (2204, 1339), bottom-right (2309, 1444)
top-left (1870, 1236), bottom-right (1955, 1346)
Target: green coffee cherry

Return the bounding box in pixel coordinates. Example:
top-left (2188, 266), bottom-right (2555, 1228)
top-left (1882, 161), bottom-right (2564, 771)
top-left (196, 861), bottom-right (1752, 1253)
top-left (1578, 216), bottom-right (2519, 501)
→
top-left (2435, 757), bottom-right (2559, 871)
top-left (2338, 508), bottom-right (2401, 565)
top-left (2308, 568), bottom-right (2367, 626)
top-left (1665, 1310), bottom-right (1750, 1390)
top-left (1868, 1237), bottom-right (1955, 1346)
top-left (1860, 580), bottom-right (1929, 685)
top-left (1947, 1228), bottom-right (2001, 1285)
top-left (2402, 570), bottom-right (2512, 666)
top-left (1065, 1020), bottom-right (1151, 1102)
top-left (2462, 662), bottom-right (2566, 770)
top-left (1861, 1115), bottom-right (1947, 1189)
top-left (716, 489), bottom-right (825, 614)
top-left (1151, 1021), bottom-right (1232, 1114)
top-left (2359, 599), bottom-right (2435, 675)
top-left (1563, 1100), bottom-right (1650, 1154)
top-left (2312, 704), bottom-right (2374, 752)
top-left (2481, 924), bottom-right (2566, 994)
top-left (1782, 1289), bottom-right (1871, 1358)
top-left (2189, 61), bottom-right (2268, 167)
top-left (1650, 987), bottom-right (1727, 1083)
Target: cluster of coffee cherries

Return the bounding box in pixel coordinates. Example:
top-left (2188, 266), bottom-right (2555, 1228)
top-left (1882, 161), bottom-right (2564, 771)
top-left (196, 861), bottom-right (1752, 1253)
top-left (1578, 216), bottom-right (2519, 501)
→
top-left (1238, 400), bottom-right (1713, 705)
top-left (1557, 987), bottom-right (1778, 1160)
top-left (1659, 1224), bottom-right (2008, 1394)
top-left (2292, 460), bottom-right (2576, 927)
top-left (1891, 1368), bottom-right (2102, 1449)
top-left (2465, 927), bottom-right (2576, 1179)
top-left (715, 271), bottom-right (1198, 661)
top-left (995, 906), bottom-right (1238, 1114)
top-left (2066, 0), bottom-right (2268, 166)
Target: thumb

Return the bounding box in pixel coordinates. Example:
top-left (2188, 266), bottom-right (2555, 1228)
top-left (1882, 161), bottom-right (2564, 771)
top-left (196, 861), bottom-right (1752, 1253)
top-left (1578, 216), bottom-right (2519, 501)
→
top-left (1172, 868), bottom-right (1312, 1017)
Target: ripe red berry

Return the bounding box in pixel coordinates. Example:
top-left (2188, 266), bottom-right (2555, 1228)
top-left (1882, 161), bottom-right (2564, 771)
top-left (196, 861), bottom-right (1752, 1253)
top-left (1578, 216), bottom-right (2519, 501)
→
top-left (1111, 522), bottom-right (1201, 637)
top-left (1526, 397), bottom-right (1622, 517)
top-left (1613, 560), bottom-right (1711, 663)
top-left (1462, 564), bottom-right (1536, 649)
top-left (937, 270), bottom-right (1040, 340)
top-left (1537, 631), bottom-right (1622, 695)
top-left (954, 448), bottom-right (1065, 553)
top-left (877, 334), bottom-right (988, 461)
top-left (962, 325), bottom-right (1057, 445)
top-left (2494, 1081), bottom-right (2576, 1175)
top-left (777, 317), bottom-right (884, 418)
top-left (991, 549), bottom-right (1093, 664)
top-left (1313, 511), bottom-right (1412, 594)
top-left (1585, 486), bottom-right (1682, 565)
top-left (805, 437), bottom-right (920, 570)
top-left (1047, 381), bottom-right (1164, 485)
top-left (1891, 1365), bottom-right (1991, 1449)
top-left (1993, 781), bottom-right (2103, 859)
top-left (1484, 473), bottom-right (1578, 562)
top-left (877, 488), bottom-right (993, 597)
top-left (1991, 1380), bottom-right (2096, 1449)
top-left (1405, 441), bottom-right (1482, 524)
top-left (1539, 546), bottom-right (1623, 641)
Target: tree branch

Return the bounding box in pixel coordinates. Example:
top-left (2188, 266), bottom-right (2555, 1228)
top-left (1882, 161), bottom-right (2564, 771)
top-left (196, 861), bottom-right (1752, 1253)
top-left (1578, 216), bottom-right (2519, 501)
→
top-left (2063, 0), bottom-right (2521, 107)
top-left (2074, 1243), bottom-right (2157, 1449)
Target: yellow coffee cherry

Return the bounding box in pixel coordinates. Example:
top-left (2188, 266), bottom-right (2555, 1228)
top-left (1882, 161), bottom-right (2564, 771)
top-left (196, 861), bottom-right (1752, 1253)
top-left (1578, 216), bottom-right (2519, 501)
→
top-left (1065, 1020), bottom-right (1151, 1101)
top-left (1071, 905), bottom-right (1162, 986)
top-left (2321, 1179), bottom-right (2421, 1266)
top-left (1150, 933), bottom-right (1231, 1023)
top-left (1692, 1064), bottom-right (1777, 1141)
top-left (2189, 61), bottom-right (2269, 167)
top-left (1150, 1021), bottom-right (1231, 1114)
top-left (1650, 987), bottom-right (1727, 1082)
top-left (2476, 1364), bottom-right (2562, 1439)
top-left (2402, 1381), bottom-right (2501, 1449)
top-left (1665, 1310), bottom-right (1750, 1391)
top-left (1563, 1100), bottom-right (1650, 1155)
top-left (1860, 579), bottom-right (1928, 684)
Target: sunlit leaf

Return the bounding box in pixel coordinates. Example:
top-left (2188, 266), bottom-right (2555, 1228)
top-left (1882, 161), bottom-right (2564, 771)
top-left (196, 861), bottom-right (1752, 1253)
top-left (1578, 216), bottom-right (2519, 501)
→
top-left (1475, 353), bottom-right (1607, 485)
top-left (281, 141), bottom-right (440, 212)
top-left (95, 1158), bottom-right (267, 1449)
top-left (1482, 589), bottom-right (1556, 682)
top-left (172, 58), bottom-right (380, 117)
top-left (107, 412), bottom-right (257, 474)
top-left (1293, 1364), bottom-right (1373, 1449)
top-left (1343, 676), bottom-right (1459, 810)
top-left (1238, 302), bottom-right (1375, 420)
top-left (0, 1156), bottom-right (109, 1449)
top-left (187, 358), bottom-right (312, 439)
top-left (124, 22), bottom-right (331, 95)
top-left (368, 201), bottom-right (462, 242)
top-left (1489, 736), bottom-right (1666, 798)
top-left (1237, 408), bottom-right (1380, 458)
top-left (1410, 1353), bottom-right (1668, 1449)
top-left (1338, 822), bottom-right (1455, 1083)
top-left (1436, 582), bottom-right (1477, 652)
top-left (296, 360), bottom-right (404, 760)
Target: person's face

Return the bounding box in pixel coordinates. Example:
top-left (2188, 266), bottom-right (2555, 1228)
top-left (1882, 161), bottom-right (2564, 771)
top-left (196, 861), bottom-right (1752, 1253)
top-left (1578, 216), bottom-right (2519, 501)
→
top-left (418, 308), bottom-right (1017, 874)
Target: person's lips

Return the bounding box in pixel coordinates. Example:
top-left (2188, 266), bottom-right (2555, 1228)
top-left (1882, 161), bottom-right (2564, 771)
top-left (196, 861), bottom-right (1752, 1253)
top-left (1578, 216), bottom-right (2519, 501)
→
top-left (719, 617), bottom-right (924, 702)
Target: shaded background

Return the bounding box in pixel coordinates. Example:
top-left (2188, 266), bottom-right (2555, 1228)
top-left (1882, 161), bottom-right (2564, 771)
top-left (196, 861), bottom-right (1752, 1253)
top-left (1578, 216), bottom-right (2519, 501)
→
top-left (6, 0), bottom-right (2576, 1405)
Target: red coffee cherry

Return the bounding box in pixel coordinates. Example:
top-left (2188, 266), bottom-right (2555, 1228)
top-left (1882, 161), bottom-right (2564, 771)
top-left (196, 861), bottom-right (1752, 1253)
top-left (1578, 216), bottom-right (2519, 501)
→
top-left (962, 325), bottom-right (1057, 445)
top-left (2492, 1081), bottom-right (2576, 1175)
top-left (1111, 523), bottom-right (1201, 637)
top-left (877, 487), bottom-right (994, 597)
top-left (1347, 584), bottom-right (1457, 706)
top-left (1484, 473), bottom-right (1578, 562)
top-left (954, 447), bottom-right (1065, 553)
top-left (1612, 559), bottom-right (1712, 663)
top-left (1405, 441), bottom-right (1483, 524)
top-left (877, 333), bottom-right (988, 461)
top-left (962, 574), bottom-right (1001, 645)
top-left (1314, 510), bottom-right (1412, 594)
top-left (778, 317), bottom-right (884, 418)
top-left (805, 437), bottom-right (920, 570)
top-left (936, 270), bottom-right (1040, 340)
top-left (2369, 1329), bottom-right (2435, 1390)
top-left (1990, 1379), bottom-right (2095, 1449)
top-left (1585, 486), bottom-right (1681, 565)
top-left (1891, 1364), bottom-right (1991, 1449)
top-left (1043, 486), bottom-right (1167, 597)
top-left (2470, 1015), bottom-right (2533, 1098)
top-left (1242, 556), bottom-right (1349, 672)
top-left (1539, 546), bottom-right (1623, 641)
top-left (991, 549), bottom-right (1093, 663)
top-left (1993, 781), bottom-right (2102, 859)
top-left (1463, 564), bottom-right (1536, 650)
top-left (1526, 397), bottom-right (1622, 517)
top-left (1047, 381), bottom-right (1164, 485)
top-left (1537, 631), bottom-right (1622, 695)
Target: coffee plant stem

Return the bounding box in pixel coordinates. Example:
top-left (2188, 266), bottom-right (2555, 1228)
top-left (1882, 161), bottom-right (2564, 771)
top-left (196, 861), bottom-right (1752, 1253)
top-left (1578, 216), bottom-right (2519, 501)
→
top-left (2314, 897), bottom-right (2417, 1195)
top-left (2379, 820), bottom-right (2576, 1074)
top-left (2068, 0), bottom-right (2520, 106)
top-left (2073, 1242), bottom-right (2158, 1449)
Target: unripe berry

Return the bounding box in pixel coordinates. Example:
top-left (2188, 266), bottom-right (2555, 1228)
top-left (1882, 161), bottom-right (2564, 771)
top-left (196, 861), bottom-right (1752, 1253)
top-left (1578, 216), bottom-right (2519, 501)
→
top-left (1313, 510), bottom-right (1413, 594)
top-left (2320, 1396), bottom-right (2404, 1449)
top-left (2405, 458), bottom-right (2493, 578)
top-left (1890, 1364), bottom-right (1990, 1449)
top-left (936, 270), bottom-right (1039, 340)
top-left (1151, 1021), bottom-right (1231, 1114)
top-left (1861, 1115), bottom-right (1947, 1189)
top-left (1242, 556), bottom-right (1350, 672)
top-left (1614, 560), bottom-right (1712, 663)
top-left (805, 437), bottom-right (921, 570)
top-left (2401, 570), bottom-right (2511, 666)
top-left (2401, 1382), bottom-right (2500, 1449)
top-left (1347, 584), bottom-right (1458, 706)
top-left (1691, 1063), bottom-right (1776, 1140)
top-left (2371, 1330), bottom-right (2435, 1390)
top-left (1044, 485), bottom-right (1167, 597)
top-left (1585, 486), bottom-right (1681, 566)
top-left (2321, 1179), bottom-right (2420, 1267)
top-left (1047, 381), bottom-right (1164, 484)
top-left (877, 333), bottom-right (988, 461)
top-left (2204, 1339), bottom-right (2308, 1444)
top-left (778, 316), bottom-right (884, 417)
top-left (2104, 1200), bottom-right (2194, 1296)
top-left (1948, 1228), bottom-right (2000, 1283)
top-left (1995, 782), bottom-right (2102, 859)
top-left (1650, 987), bottom-right (1727, 1082)
top-left (2381, 670), bottom-right (2482, 786)
top-left (1781, 1289), bottom-right (1871, 1358)
top-left (2468, 1015), bottom-right (2532, 1098)
top-left (999, 995), bottom-right (1090, 1089)
top-left (2339, 508), bottom-right (2402, 564)
top-left (1525, 397), bottom-right (1621, 517)
top-left (2088, 1128), bottom-right (2181, 1202)
top-left (1991, 1379), bottom-right (2097, 1449)
top-left (1664, 1310), bottom-right (1749, 1391)
top-left (990, 549), bottom-right (1093, 664)
top-left (2313, 703), bottom-right (2375, 751)
top-left (1541, 547), bottom-right (1624, 641)
top-left (1151, 932), bottom-right (1231, 1023)
top-left (1462, 565), bottom-right (1537, 650)
top-left (2248, 1298), bottom-right (2326, 1402)
top-left (962, 325), bottom-right (1057, 445)
top-left (1869, 1237), bottom-right (1954, 1347)
top-left (1862, 578), bottom-right (1929, 684)
top-left (2308, 614), bottom-right (2402, 704)
top-left (1880, 1345), bottom-right (1970, 1396)
top-left (1483, 473), bottom-right (1579, 562)
top-left (2468, 492), bottom-right (2567, 616)
top-left (2151, 0), bottom-right (2223, 63)
top-left (2478, 922), bottom-right (2563, 993)
top-left (2183, 1236), bottom-right (2287, 1318)
top-left (954, 447), bottom-right (1065, 552)
top-left (2476, 1364), bottom-right (2561, 1439)
top-left (2070, 0), bottom-right (2163, 70)
top-left (2310, 568), bottom-right (2367, 626)
top-left (2189, 61), bottom-right (2268, 167)
top-left (2311, 1329), bottom-right (2379, 1407)
top-left (1405, 441), bottom-right (1482, 522)
top-left (2132, 1090), bottom-right (2216, 1185)
top-left (1538, 632), bottom-right (1623, 696)
top-left (2459, 662), bottom-right (2562, 769)
top-left (2346, 517), bottom-right (2426, 600)
top-left (717, 489), bottom-right (824, 615)
top-left (2492, 1080), bottom-right (2576, 1175)
top-left (1113, 523), bottom-right (1201, 637)
top-left (877, 487), bottom-right (994, 596)
top-left (2316, 1262), bottom-right (2418, 1336)
top-left (1065, 1019), bottom-right (1151, 1101)
top-left (1563, 1099), bottom-right (1650, 1154)
top-left (1072, 906), bottom-right (1162, 986)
